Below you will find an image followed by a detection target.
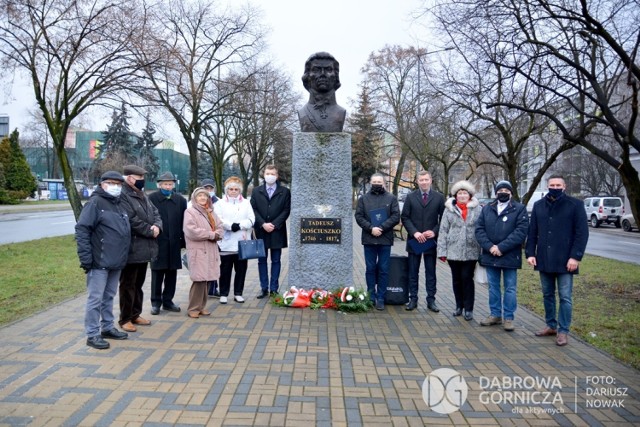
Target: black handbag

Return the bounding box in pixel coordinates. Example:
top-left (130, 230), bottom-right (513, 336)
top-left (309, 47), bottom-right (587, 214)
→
top-left (238, 230), bottom-right (266, 260)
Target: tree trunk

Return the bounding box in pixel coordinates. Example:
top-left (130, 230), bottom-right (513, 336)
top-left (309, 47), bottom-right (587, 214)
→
top-left (55, 141), bottom-right (83, 221)
top-left (619, 158), bottom-right (640, 227)
top-left (392, 150), bottom-right (408, 196)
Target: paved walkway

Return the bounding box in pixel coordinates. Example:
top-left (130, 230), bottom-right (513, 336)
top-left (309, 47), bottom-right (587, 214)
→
top-left (1, 226), bottom-right (639, 426)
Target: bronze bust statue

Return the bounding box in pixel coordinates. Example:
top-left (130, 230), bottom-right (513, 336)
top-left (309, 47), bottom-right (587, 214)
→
top-left (298, 52), bottom-right (346, 133)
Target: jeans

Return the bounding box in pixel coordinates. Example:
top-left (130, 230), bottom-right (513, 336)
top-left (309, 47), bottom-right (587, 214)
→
top-left (448, 260), bottom-right (476, 311)
top-left (540, 272), bottom-right (574, 334)
top-left (85, 269), bottom-right (121, 337)
top-left (220, 253), bottom-right (248, 296)
top-left (258, 248), bottom-right (282, 292)
top-left (363, 245), bottom-right (391, 302)
top-left (407, 252), bottom-right (437, 303)
top-left (485, 267), bottom-right (517, 320)
top-left (150, 269), bottom-right (177, 308)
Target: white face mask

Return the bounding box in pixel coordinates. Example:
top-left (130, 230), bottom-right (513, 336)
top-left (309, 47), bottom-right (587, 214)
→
top-left (209, 191), bottom-right (216, 198)
top-left (264, 175), bottom-right (277, 185)
top-left (104, 184), bottom-right (122, 197)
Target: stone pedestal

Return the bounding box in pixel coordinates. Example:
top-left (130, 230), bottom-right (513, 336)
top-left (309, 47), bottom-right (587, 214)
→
top-left (288, 132), bottom-right (353, 289)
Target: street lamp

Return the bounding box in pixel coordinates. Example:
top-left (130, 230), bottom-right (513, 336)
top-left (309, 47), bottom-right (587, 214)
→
top-left (416, 47), bottom-right (454, 116)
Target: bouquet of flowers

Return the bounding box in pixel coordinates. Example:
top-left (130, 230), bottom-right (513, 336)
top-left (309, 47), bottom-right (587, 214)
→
top-left (272, 286), bottom-right (372, 312)
top-left (334, 286), bottom-right (372, 313)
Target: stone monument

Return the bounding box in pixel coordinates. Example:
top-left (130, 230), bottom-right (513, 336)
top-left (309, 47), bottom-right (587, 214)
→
top-left (288, 52), bottom-right (353, 289)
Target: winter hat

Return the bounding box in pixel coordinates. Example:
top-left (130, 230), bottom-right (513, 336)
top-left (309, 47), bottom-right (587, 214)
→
top-left (100, 171), bottom-right (124, 182)
top-left (494, 180), bottom-right (513, 194)
top-left (191, 187), bottom-right (211, 207)
top-left (123, 164), bottom-right (147, 176)
top-left (200, 178), bottom-right (215, 189)
top-left (450, 180), bottom-right (475, 197)
top-left (156, 171), bottom-right (177, 182)
top-left (224, 176), bottom-right (243, 193)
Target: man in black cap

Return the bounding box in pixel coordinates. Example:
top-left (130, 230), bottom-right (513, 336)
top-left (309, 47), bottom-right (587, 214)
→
top-left (118, 164), bottom-right (162, 332)
top-left (201, 178), bottom-right (220, 296)
top-left (76, 171), bottom-right (131, 349)
top-left (149, 171), bottom-right (187, 315)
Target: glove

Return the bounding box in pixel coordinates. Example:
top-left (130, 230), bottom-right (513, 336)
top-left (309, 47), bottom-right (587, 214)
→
top-left (439, 257), bottom-right (447, 262)
top-left (231, 223), bottom-right (240, 232)
top-left (81, 265), bottom-right (91, 274)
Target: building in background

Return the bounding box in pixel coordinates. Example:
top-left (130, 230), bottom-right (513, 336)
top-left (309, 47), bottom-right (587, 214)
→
top-left (0, 115), bottom-right (9, 138)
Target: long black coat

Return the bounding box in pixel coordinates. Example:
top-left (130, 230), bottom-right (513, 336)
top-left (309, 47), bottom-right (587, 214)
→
top-left (355, 190), bottom-right (400, 246)
top-left (250, 183), bottom-right (291, 249)
top-left (149, 190), bottom-right (187, 270)
top-left (475, 200), bottom-right (528, 269)
top-left (526, 194), bottom-right (588, 274)
top-left (120, 184), bottom-right (163, 264)
top-left (401, 189), bottom-right (445, 254)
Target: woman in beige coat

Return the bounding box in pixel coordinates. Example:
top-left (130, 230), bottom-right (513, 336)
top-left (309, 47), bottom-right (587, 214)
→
top-left (183, 187), bottom-right (224, 318)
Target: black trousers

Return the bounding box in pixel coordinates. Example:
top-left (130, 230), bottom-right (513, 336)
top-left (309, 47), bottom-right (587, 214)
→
top-left (219, 254), bottom-right (248, 297)
top-left (448, 260), bottom-right (476, 311)
top-left (151, 269), bottom-right (177, 308)
top-left (119, 262), bottom-right (147, 325)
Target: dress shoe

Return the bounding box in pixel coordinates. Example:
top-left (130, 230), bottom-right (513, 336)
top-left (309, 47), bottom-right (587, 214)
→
top-left (150, 306), bottom-right (160, 315)
top-left (405, 300), bottom-right (417, 311)
top-left (556, 333), bottom-right (569, 346)
top-left (375, 300), bottom-right (385, 311)
top-left (453, 308), bottom-right (463, 317)
top-left (234, 295), bottom-right (245, 303)
top-left (133, 316), bottom-right (151, 326)
top-left (121, 321), bottom-right (137, 332)
top-left (200, 310), bottom-right (211, 316)
top-left (427, 302), bottom-right (440, 313)
top-left (101, 329), bottom-right (128, 340)
top-left (220, 296), bottom-right (228, 304)
top-left (188, 311), bottom-right (200, 318)
top-left (163, 303), bottom-right (181, 312)
top-left (535, 327), bottom-right (558, 337)
top-left (480, 316), bottom-right (502, 326)
top-left (87, 336), bottom-right (110, 350)
top-left (257, 289), bottom-right (269, 299)
top-left (464, 311), bottom-right (473, 321)
top-left (503, 319), bottom-right (515, 331)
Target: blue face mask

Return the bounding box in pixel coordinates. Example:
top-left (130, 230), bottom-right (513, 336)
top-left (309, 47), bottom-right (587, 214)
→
top-left (160, 189), bottom-right (172, 197)
top-left (547, 188), bottom-right (564, 200)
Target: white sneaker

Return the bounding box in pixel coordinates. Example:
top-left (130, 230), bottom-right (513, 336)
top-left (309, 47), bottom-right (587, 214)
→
top-left (220, 296), bottom-right (228, 304)
top-left (234, 295), bottom-right (245, 303)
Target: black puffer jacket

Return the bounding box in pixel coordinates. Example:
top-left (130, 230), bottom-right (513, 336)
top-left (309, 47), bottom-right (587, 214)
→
top-left (120, 183), bottom-right (163, 263)
top-left (75, 187), bottom-right (131, 270)
top-left (355, 190), bottom-right (400, 246)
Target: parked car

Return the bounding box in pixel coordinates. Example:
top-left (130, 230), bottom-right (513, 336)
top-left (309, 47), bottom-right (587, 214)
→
top-left (583, 196), bottom-right (624, 228)
top-left (621, 213), bottom-right (638, 232)
top-left (478, 198), bottom-right (493, 207)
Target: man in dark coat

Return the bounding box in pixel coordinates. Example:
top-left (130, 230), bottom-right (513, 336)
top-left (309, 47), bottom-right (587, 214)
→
top-left (118, 165), bottom-right (163, 332)
top-left (526, 175), bottom-right (588, 347)
top-left (250, 165), bottom-right (291, 298)
top-left (401, 171), bottom-right (445, 312)
top-left (355, 173), bottom-right (400, 311)
top-left (76, 171), bottom-right (131, 349)
top-left (149, 171), bottom-right (187, 315)
top-left (475, 180), bottom-right (528, 332)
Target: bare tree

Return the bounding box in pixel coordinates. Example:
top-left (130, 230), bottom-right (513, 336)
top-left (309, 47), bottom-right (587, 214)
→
top-left (132, 0), bottom-right (264, 194)
top-left (0, 0), bottom-right (145, 220)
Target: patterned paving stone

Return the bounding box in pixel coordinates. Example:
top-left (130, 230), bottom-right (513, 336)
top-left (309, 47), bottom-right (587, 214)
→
top-left (0, 226), bottom-right (639, 426)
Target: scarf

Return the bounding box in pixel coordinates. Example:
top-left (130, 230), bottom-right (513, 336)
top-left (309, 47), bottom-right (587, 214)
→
top-left (205, 210), bottom-right (216, 231)
top-left (458, 202), bottom-right (468, 221)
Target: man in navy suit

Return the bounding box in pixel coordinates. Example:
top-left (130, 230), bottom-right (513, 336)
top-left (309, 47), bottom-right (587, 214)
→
top-left (401, 171), bottom-right (445, 311)
top-left (250, 165), bottom-right (291, 299)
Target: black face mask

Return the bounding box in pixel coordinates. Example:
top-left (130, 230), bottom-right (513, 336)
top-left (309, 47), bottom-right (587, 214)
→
top-left (496, 193), bottom-right (511, 203)
top-left (134, 179), bottom-right (146, 190)
top-left (370, 184), bottom-right (385, 195)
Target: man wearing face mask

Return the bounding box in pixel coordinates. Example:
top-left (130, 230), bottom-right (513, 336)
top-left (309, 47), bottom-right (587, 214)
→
top-left (475, 180), bottom-right (528, 332)
top-left (118, 165), bottom-right (163, 332)
top-left (76, 171), bottom-right (131, 349)
top-left (148, 172), bottom-right (187, 315)
top-left (526, 175), bottom-right (588, 347)
top-left (251, 165), bottom-right (291, 299)
top-left (355, 173), bottom-right (400, 310)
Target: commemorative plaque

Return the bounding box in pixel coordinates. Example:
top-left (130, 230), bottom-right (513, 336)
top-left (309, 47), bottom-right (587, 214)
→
top-left (300, 218), bottom-right (342, 244)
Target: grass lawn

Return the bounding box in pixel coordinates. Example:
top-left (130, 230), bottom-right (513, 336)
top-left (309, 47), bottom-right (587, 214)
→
top-left (0, 236), bottom-right (85, 326)
top-left (518, 254), bottom-right (640, 370)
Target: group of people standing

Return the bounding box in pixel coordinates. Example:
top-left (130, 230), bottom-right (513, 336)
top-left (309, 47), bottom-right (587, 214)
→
top-left (355, 171), bottom-right (588, 347)
top-left (77, 164), bottom-right (290, 350)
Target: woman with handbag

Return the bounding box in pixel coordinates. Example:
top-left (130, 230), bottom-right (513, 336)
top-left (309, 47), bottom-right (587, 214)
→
top-left (214, 177), bottom-right (256, 304)
top-left (183, 187), bottom-right (224, 318)
top-left (437, 180), bottom-right (482, 321)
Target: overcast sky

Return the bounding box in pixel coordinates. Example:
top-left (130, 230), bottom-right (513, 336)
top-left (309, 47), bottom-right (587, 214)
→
top-left (1, 0), bottom-right (436, 148)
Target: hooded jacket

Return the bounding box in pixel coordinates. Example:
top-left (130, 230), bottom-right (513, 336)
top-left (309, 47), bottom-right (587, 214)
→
top-left (183, 189), bottom-right (223, 282)
top-left (437, 196), bottom-right (481, 261)
top-left (214, 194), bottom-right (256, 253)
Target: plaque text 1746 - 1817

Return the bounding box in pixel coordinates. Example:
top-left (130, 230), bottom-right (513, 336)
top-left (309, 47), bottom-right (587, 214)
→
top-left (300, 218), bottom-right (342, 244)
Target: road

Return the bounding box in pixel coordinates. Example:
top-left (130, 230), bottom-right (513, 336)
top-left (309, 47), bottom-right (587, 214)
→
top-left (1, 208), bottom-right (639, 265)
